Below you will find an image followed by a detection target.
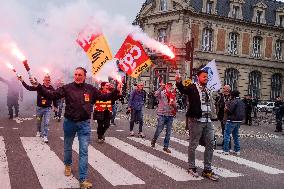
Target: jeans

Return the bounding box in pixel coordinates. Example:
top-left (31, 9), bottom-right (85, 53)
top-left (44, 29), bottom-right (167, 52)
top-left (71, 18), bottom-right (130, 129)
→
top-left (187, 118), bottom-right (215, 171)
top-left (36, 107), bottom-right (51, 137)
top-left (55, 99), bottom-right (64, 118)
top-left (223, 121), bottom-right (241, 153)
top-left (275, 111), bottom-right (283, 131)
top-left (97, 119), bottom-right (110, 139)
top-left (63, 118), bottom-right (91, 182)
top-left (111, 103), bottom-right (117, 123)
top-left (7, 97), bottom-right (19, 118)
top-left (130, 109), bottom-right (144, 132)
top-left (153, 115), bottom-right (173, 148)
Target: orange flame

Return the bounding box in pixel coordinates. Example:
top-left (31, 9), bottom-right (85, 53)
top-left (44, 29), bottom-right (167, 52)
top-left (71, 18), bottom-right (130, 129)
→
top-left (161, 44), bottom-right (175, 59)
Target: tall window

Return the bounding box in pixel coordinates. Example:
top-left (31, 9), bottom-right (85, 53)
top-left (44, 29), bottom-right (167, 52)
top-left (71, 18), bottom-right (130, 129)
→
top-left (158, 29), bottom-right (167, 43)
top-left (154, 69), bottom-right (167, 90)
top-left (275, 40), bottom-right (283, 60)
top-left (252, 36), bottom-right (262, 58)
top-left (248, 71), bottom-right (262, 99)
top-left (232, 6), bottom-right (240, 19)
top-left (206, 0), bottom-right (213, 14)
top-left (160, 0), bottom-right (168, 11)
top-left (228, 32), bottom-right (238, 55)
top-left (280, 15), bottom-right (284, 27)
top-left (271, 73), bottom-right (282, 99)
top-left (256, 10), bottom-right (263, 24)
top-left (224, 68), bottom-right (239, 90)
top-left (202, 28), bottom-right (213, 52)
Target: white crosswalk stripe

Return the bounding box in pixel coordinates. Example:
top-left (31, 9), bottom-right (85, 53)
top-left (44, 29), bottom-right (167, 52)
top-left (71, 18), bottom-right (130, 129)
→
top-left (60, 137), bottom-right (145, 186)
top-left (105, 137), bottom-right (202, 181)
top-left (170, 137), bottom-right (284, 175)
top-left (21, 137), bottom-right (79, 189)
top-left (0, 136), bottom-right (11, 189)
top-left (128, 137), bottom-right (243, 178)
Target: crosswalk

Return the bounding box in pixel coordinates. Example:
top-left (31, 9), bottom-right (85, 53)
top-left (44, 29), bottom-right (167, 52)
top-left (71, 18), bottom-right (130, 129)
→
top-left (0, 135), bottom-right (284, 189)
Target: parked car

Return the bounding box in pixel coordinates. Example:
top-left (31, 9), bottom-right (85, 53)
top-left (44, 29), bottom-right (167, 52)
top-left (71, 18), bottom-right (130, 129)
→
top-left (257, 101), bottom-right (275, 112)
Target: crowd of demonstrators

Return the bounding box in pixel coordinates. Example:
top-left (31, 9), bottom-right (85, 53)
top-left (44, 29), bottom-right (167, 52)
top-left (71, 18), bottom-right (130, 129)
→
top-left (243, 94), bottom-right (253, 126)
top-left (127, 82), bottom-right (147, 138)
top-left (176, 70), bottom-right (219, 181)
top-left (151, 82), bottom-right (177, 153)
top-left (0, 76), bottom-right (23, 119)
top-left (274, 96), bottom-right (284, 133)
top-left (19, 75), bottom-right (57, 143)
top-left (221, 90), bottom-right (245, 156)
top-left (28, 67), bottom-right (122, 189)
top-left (54, 79), bottom-right (65, 122)
top-left (93, 82), bottom-right (120, 143)
top-left (215, 85), bottom-right (231, 148)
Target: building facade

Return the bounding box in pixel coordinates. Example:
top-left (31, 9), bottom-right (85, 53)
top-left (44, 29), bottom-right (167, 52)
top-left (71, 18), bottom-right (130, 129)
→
top-left (133, 0), bottom-right (284, 100)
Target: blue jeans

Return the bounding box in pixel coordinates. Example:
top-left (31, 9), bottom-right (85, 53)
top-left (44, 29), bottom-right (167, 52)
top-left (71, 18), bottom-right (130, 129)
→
top-left (223, 121), bottom-right (241, 152)
top-left (36, 107), bottom-right (51, 137)
top-left (63, 118), bottom-right (91, 182)
top-left (55, 99), bottom-right (64, 118)
top-left (111, 103), bottom-right (117, 123)
top-left (153, 115), bottom-right (174, 148)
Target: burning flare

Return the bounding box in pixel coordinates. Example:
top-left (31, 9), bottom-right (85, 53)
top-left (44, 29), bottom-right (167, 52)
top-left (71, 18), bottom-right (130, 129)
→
top-left (6, 62), bottom-right (21, 77)
top-left (9, 43), bottom-right (26, 61)
top-left (43, 68), bottom-right (50, 75)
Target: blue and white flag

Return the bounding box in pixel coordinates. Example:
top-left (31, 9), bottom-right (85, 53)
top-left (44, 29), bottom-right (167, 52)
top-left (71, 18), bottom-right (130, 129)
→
top-left (202, 59), bottom-right (221, 91)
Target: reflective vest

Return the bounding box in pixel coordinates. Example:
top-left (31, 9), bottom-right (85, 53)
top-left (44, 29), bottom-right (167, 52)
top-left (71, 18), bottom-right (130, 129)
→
top-left (94, 100), bottom-right (112, 112)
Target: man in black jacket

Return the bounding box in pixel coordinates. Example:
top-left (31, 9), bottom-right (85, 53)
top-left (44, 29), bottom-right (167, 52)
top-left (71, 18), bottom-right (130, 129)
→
top-left (19, 75), bottom-right (57, 143)
top-left (0, 77), bottom-right (23, 119)
top-left (29, 67), bottom-right (121, 189)
top-left (274, 96), bottom-right (283, 132)
top-left (176, 70), bottom-right (219, 181)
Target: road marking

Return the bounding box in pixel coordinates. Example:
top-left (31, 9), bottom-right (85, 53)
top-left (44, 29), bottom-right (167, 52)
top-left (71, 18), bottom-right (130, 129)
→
top-left (170, 137), bottom-right (284, 175)
top-left (0, 136), bottom-right (11, 189)
top-left (91, 130), bottom-right (97, 132)
top-left (60, 137), bottom-right (144, 186)
top-left (128, 137), bottom-right (243, 178)
top-left (12, 128), bottom-right (18, 130)
top-left (21, 137), bottom-right (78, 189)
top-left (105, 137), bottom-right (202, 181)
top-left (0, 127), bottom-right (4, 129)
top-left (115, 130), bottom-right (124, 132)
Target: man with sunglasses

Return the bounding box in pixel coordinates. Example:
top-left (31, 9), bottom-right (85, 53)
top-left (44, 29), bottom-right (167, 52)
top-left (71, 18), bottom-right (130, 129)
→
top-left (29, 67), bottom-right (122, 189)
top-left (19, 74), bottom-right (57, 143)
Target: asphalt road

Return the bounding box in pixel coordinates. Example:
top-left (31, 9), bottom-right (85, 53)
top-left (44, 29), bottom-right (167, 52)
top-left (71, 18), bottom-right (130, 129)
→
top-left (0, 107), bottom-right (283, 189)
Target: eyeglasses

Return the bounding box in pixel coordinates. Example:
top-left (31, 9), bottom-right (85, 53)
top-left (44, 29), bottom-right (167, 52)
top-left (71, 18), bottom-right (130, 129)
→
top-left (74, 74), bottom-right (83, 76)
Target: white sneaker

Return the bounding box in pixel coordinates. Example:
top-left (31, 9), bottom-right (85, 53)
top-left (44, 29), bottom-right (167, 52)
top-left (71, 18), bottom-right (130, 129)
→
top-left (217, 150), bottom-right (229, 155)
top-left (36, 132), bottom-right (41, 137)
top-left (130, 131), bottom-right (134, 136)
top-left (43, 136), bottom-right (48, 143)
top-left (230, 150), bottom-right (240, 156)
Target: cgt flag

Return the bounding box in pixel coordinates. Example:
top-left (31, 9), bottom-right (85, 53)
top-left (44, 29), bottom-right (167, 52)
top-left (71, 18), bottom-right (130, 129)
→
top-left (76, 29), bottom-right (113, 76)
top-left (115, 35), bottom-right (152, 78)
top-left (202, 59), bottom-right (221, 91)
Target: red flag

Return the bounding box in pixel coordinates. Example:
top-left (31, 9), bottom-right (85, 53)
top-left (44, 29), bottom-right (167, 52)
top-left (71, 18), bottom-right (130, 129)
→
top-left (115, 35), bottom-right (152, 78)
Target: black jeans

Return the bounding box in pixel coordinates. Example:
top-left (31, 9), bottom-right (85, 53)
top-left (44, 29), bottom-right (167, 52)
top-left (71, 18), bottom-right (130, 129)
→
top-left (130, 109), bottom-right (144, 132)
top-left (7, 98), bottom-right (19, 118)
top-left (97, 119), bottom-right (110, 139)
top-left (276, 112), bottom-right (283, 131)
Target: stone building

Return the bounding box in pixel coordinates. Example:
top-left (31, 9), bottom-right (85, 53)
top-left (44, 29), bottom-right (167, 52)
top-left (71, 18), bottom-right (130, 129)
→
top-left (133, 0), bottom-right (284, 100)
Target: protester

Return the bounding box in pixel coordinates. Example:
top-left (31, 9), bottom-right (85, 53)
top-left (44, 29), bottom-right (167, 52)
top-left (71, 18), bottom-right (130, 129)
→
top-left (151, 82), bottom-right (177, 153)
top-left (19, 75), bottom-right (56, 143)
top-left (29, 67), bottom-right (122, 189)
top-left (128, 82), bottom-right (146, 137)
top-left (274, 96), bottom-right (283, 133)
top-left (0, 76), bottom-right (23, 119)
top-left (176, 70), bottom-right (219, 181)
top-left (93, 82), bottom-right (120, 143)
top-left (222, 90), bottom-right (245, 155)
top-left (243, 94), bottom-right (252, 126)
top-left (54, 79), bottom-right (64, 122)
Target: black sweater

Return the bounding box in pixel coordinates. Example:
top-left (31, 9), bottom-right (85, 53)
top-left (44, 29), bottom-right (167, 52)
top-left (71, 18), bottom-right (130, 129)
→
top-left (37, 82), bottom-right (119, 122)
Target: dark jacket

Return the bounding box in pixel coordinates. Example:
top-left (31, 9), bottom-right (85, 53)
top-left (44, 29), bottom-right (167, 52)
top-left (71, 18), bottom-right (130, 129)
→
top-left (37, 82), bottom-right (119, 122)
top-left (0, 77), bottom-right (23, 102)
top-left (22, 81), bottom-right (56, 108)
top-left (176, 81), bottom-right (202, 119)
top-left (128, 89), bottom-right (146, 111)
top-left (226, 97), bottom-right (245, 122)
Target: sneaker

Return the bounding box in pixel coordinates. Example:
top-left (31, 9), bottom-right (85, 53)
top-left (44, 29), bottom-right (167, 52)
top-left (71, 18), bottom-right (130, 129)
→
top-left (80, 180), bottom-right (92, 189)
top-left (138, 132), bottom-right (145, 138)
top-left (111, 122), bottom-right (116, 126)
top-left (230, 150), bottom-right (240, 156)
top-left (43, 136), bottom-right (48, 143)
top-left (202, 170), bottom-right (219, 181)
top-left (130, 131), bottom-right (134, 136)
top-left (36, 132), bottom-right (41, 137)
top-left (151, 139), bottom-right (156, 147)
top-left (97, 139), bottom-right (104, 144)
top-left (163, 147), bottom-right (171, 153)
top-left (64, 165), bottom-right (72, 176)
top-left (187, 168), bottom-right (199, 178)
top-left (217, 151), bottom-right (229, 155)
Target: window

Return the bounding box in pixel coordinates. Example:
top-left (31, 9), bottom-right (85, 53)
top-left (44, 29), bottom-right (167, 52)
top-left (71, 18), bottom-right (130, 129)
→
top-left (256, 10), bottom-right (262, 24)
top-left (224, 68), bottom-right (239, 90)
top-left (228, 32), bottom-right (238, 55)
top-left (158, 29), bottom-right (167, 43)
top-left (154, 69), bottom-right (167, 90)
top-left (232, 6), bottom-right (240, 19)
top-left (160, 0), bottom-right (167, 11)
top-left (275, 40), bottom-right (283, 60)
top-left (252, 36), bottom-right (262, 58)
top-left (271, 73), bottom-right (282, 99)
top-left (202, 28), bottom-right (213, 52)
top-left (280, 16), bottom-right (284, 27)
top-left (248, 71), bottom-right (262, 99)
top-left (206, 0), bottom-right (213, 14)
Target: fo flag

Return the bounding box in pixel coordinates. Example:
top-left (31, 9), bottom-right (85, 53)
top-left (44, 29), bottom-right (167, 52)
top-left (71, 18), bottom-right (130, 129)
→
top-left (115, 35), bottom-right (152, 78)
top-left (76, 29), bottom-right (113, 76)
top-left (202, 59), bottom-right (221, 91)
